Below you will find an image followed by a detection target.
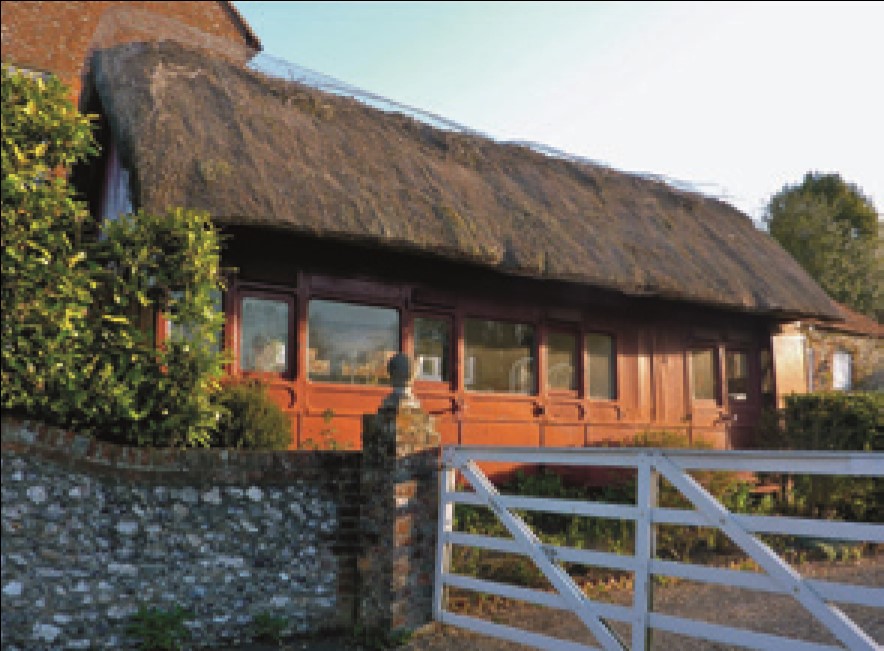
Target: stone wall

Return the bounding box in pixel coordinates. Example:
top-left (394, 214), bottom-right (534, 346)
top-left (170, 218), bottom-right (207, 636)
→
top-left (805, 328), bottom-right (883, 391)
top-left (1, 416), bottom-right (361, 650)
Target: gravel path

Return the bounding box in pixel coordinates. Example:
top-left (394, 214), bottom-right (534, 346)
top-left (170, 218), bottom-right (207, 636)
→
top-left (399, 557), bottom-right (883, 651)
top-left (214, 557), bottom-right (882, 650)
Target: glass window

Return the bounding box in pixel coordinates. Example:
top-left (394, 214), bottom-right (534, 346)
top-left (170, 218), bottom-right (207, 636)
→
top-left (414, 317), bottom-right (450, 382)
top-left (726, 350), bottom-right (749, 402)
top-left (832, 351), bottom-right (852, 391)
top-left (464, 319), bottom-right (535, 394)
top-left (308, 299), bottom-right (399, 385)
top-left (586, 333), bottom-right (615, 399)
top-left (691, 348), bottom-right (716, 401)
top-left (241, 296), bottom-right (290, 373)
top-left (547, 332), bottom-right (577, 391)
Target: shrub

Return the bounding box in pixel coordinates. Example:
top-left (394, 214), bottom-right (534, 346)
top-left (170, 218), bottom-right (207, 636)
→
top-left (2, 67), bottom-right (226, 447)
top-left (87, 208), bottom-right (226, 447)
top-left (250, 610), bottom-right (289, 645)
top-left (780, 392), bottom-right (882, 451)
top-left (774, 392), bottom-right (882, 522)
top-left (126, 605), bottom-right (191, 651)
top-left (212, 378), bottom-right (292, 449)
top-left (2, 65), bottom-right (98, 424)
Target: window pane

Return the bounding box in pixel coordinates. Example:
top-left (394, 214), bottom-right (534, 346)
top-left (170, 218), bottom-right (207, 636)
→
top-left (241, 297), bottom-right (289, 373)
top-left (691, 349), bottom-right (716, 401)
top-left (726, 350), bottom-right (749, 402)
top-left (586, 333), bottom-right (615, 399)
top-left (547, 332), bottom-right (577, 391)
top-left (464, 320), bottom-right (535, 394)
top-left (308, 300), bottom-right (398, 385)
top-left (414, 317), bottom-right (450, 382)
top-left (832, 351), bottom-right (852, 391)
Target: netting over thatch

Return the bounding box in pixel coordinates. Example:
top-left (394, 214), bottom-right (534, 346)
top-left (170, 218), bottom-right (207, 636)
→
top-left (89, 40), bottom-right (838, 319)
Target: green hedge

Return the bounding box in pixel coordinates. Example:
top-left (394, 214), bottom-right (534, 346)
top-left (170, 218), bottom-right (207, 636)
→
top-left (766, 392), bottom-right (882, 522)
top-left (782, 392), bottom-right (882, 451)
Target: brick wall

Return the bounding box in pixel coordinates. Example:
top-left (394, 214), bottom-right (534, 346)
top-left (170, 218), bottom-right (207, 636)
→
top-left (360, 407), bottom-right (440, 633)
top-left (1, 1), bottom-right (258, 98)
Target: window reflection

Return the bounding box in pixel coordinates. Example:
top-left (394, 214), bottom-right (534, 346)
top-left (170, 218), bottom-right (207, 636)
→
top-left (414, 317), bottom-right (450, 382)
top-left (308, 299), bottom-right (398, 385)
top-left (464, 319), bottom-right (535, 394)
top-left (726, 350), bottom-right (749, 402)
top-left (547, 332), bottom-right (577, 391)
top-left (691, 348), bottom-right (716, 401)
top-left (832, 351), bottom-right (852, 391)
top-left (241, 297), bottom-right (289, 373)
top-left (586, 333), bottom-right (615, 399)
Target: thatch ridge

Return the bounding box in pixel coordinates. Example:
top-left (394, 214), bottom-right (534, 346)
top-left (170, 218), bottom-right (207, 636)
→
top-left (90, 40), bottom-right (838, 318)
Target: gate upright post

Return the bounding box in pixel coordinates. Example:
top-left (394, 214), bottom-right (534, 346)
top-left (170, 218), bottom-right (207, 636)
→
top-left (632, 453), bottom-right (659, 651)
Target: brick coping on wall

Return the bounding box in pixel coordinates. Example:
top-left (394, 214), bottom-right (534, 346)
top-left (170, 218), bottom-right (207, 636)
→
top-left (0, 415), bottom-right (362, 484)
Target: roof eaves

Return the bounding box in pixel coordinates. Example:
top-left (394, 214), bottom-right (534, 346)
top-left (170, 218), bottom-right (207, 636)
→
top-left (219, 1), bottom-right (262, 52)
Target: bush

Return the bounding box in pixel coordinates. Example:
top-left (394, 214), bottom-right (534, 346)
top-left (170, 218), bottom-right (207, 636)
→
top-left (87, 208), bottom-right (226, 447)
top-left (212, 379), bottom-right (292, 449)
top-left (773, 392), bottom-right (882, 522)
top-left (127, 605), bottom-right (191, 651)
top-left (780, 392), bottom-right (882, 451)
top-left (2, 65), bottom-right (98, 424)
top-left (2, 67), bottom-right (226, 447)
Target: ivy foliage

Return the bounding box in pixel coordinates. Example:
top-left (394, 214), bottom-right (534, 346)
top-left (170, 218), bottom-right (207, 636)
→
top-left (2, 65), bottom-right (225, 447)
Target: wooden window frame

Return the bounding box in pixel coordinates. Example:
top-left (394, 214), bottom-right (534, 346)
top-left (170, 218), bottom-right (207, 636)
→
top-left (235, 286), bottom-right (297, 381)
top-left (411, 311), bottom-right (454, 390)
top-left (688, 344), bottom-right (721, 405)
top-left (461, 315), bottom-right (538, 396)
top-left (725, 347), bottom-right (751, 405)
top-left (585, 330), bottom-right (618, 402)
top-left (545, 327), bottom-right (581, 399)
top-left (304, 295), bottom-right (401, 388)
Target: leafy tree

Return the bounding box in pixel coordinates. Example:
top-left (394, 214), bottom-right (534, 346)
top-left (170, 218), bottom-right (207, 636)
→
top-left (2, 66), bottom-right (226, 446)
top-left (764, 172), bottom-right (882, 320)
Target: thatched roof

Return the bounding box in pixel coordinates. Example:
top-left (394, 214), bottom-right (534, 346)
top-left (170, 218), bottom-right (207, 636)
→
top-left (89, 41), bottom-right (838, 319)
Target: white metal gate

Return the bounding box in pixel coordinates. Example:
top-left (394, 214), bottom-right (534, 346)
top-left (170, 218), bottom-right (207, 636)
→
top-left (433, 447), bottom-right (884, 651)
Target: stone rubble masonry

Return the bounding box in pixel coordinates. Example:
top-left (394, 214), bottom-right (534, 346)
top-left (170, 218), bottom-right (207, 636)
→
top-left (1, 415), bottom-right (362, 650)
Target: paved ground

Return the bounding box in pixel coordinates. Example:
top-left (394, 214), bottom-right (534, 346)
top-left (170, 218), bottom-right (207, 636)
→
top-left (218, 556), bottom-right (882, 650)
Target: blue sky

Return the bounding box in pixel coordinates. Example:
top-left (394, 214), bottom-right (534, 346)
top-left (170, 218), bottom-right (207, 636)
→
top-left (234, 1), bottom-right (883, 222)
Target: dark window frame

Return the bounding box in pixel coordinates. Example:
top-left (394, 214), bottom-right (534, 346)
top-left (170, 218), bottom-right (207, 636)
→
top-left (585, 330), bottom-right (618, 401)
top-left (462, 316), bottom-right (538, 396)
top-left (236, 288), bottom-right (297, 380)
top-left (689, 345), bottom-right (720, 404)
top-left (411, 311), bottom-right (454, 388)
top-left (546, 328), bottom-right (580, 397)
top-left (305, 295), bottom-right (401, 387)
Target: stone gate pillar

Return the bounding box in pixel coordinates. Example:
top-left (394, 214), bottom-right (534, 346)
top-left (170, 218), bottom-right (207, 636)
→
top-left (358, 353), bottom-right (441, 635)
